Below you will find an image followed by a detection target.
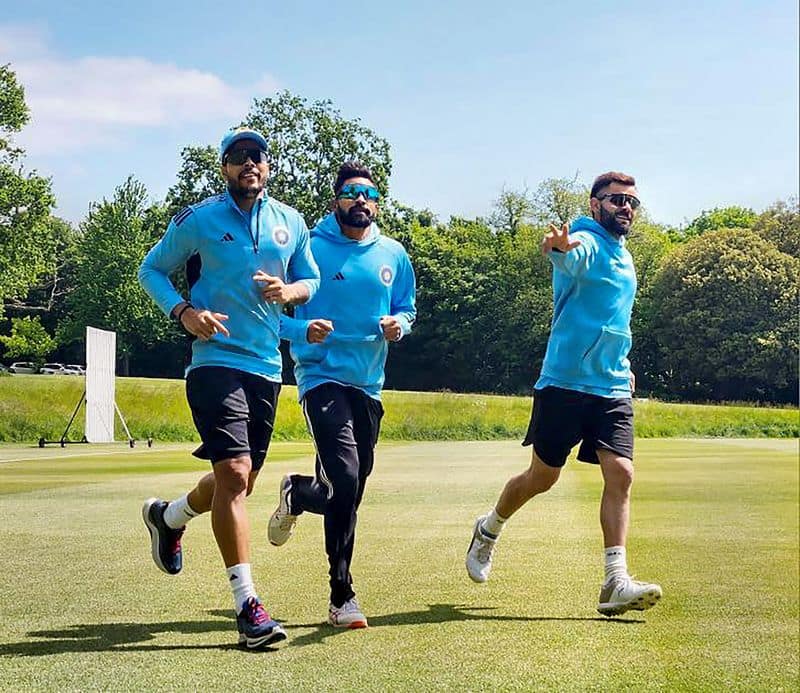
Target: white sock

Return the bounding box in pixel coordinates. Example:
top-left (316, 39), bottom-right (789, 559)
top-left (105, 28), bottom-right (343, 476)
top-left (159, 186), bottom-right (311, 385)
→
top-left (604, 545), bottom-right (628, 583)
top-left (163, 494), bottom-right (200, 529)
top-left (482, 508), bottom-right (508, 538)
top-left (227, 563), bottom-right (257, 613)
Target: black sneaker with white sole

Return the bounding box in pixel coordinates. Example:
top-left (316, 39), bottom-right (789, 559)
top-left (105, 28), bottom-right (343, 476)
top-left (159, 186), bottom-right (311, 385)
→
top-left (142, 497), bottom-right (185, 575)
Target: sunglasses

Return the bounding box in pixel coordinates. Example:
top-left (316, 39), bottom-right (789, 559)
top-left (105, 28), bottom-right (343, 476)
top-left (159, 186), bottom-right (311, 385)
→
top-left (337, 183), bottom-right (380, 201)
top-left (224, 148), bottom-right (268, 165)
top-left (597, 193), bottom-right (641, 210)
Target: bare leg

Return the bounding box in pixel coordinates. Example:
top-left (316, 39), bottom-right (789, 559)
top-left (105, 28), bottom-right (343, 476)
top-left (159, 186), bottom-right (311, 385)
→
top-left (188, 469), bottom-right (260, 514)
top-left (210, 455), bottom-right (253, 567)
top-left (495, 450), bottom-right (561, 518)
top-left (597, 449), bottom-right (634, 547)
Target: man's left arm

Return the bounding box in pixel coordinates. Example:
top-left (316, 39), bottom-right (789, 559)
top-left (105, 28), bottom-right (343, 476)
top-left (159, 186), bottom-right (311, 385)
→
top-left (285, 218), bottom-right (321, 304)
top-left (380, 253), bottom-right (417, 342)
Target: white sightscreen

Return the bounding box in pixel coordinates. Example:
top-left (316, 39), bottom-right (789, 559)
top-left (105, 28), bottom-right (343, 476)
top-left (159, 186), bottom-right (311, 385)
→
top-left (85, 327), bottom-right (116, 443)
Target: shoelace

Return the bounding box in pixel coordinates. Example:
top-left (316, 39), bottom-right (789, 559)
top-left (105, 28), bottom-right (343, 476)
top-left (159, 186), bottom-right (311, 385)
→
top-left (169, 527), bottom-right (185, 555)
top-left (475, 533), bottom-right (495, 562)
top-left (244, 599), bottom-right (270, 625)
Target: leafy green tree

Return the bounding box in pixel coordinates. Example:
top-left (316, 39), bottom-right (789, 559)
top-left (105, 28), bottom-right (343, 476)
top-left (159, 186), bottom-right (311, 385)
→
top-left (0, 315), bottom-right (56, 364)
top-left (650, 228), bottom-right (798, 402)
top-left (531, 175), bottom-right (590, 225)
top-left (164, 144), bottom-right (221, 217)
top-left (627, 221), bottom-right (675, 395)
top-left (490, 187), bottom-right (534, 234)
top-left (752, 198), bottom-right (799, 258)
top-left (167, 91), bottom-right (392, 227)
top-left (683, 206), bottom-right (757, 238)
top-left (0, 64), bottom-right (57, 312)
top-left (394, 216), bottom-right (552, 394)
top-left (60, 177), bottom-right (176, 375)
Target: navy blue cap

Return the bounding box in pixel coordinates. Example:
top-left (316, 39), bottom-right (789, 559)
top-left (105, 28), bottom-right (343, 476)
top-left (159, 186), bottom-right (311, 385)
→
top-left (220, 128), bottom-right (268, 160)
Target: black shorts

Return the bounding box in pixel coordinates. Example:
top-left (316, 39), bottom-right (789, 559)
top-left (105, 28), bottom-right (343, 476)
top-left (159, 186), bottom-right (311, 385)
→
top-left (185, 366), bottom-right (280, 470)
top-left (522, 386), bottom-right (633, 468)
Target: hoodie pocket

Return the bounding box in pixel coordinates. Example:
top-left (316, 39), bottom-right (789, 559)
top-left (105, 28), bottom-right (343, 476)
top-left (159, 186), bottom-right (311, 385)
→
top-left (580, 326), bottom-right (632, 379)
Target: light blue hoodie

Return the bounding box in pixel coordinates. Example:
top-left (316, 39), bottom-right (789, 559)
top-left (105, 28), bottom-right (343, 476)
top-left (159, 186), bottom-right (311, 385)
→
top-left (139, 191), bottom-right (320, 380)
top-left (280, 213), bottom-right (416, 400)
top-left (534, 216), bottom-right (637, 398)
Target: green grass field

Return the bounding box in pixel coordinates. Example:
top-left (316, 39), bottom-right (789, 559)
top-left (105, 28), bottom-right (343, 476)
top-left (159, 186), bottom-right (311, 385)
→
top-left (0, 374), bottom-right (797, 442)
top-left (0, 438), bottom-right (797, 691)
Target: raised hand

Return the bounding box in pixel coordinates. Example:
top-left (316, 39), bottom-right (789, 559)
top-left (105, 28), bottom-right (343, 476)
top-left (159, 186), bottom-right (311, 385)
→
top-left (541, 222), bottom-right (582, 256)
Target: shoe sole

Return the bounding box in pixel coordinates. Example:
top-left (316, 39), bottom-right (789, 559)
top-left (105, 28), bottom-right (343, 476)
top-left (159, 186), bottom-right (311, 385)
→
top-left (142, 497), bottom-right (179, 575)
top-left (268, 475), bottom-right (294, 547)
top-left (465, 517), bottom-right (490, 583)
top-left (328, 618), bottom-right (368, 629)
top-left (598, 588), bottom-right (662, 617)
top-left (238, 625), bottom-right (288, 648)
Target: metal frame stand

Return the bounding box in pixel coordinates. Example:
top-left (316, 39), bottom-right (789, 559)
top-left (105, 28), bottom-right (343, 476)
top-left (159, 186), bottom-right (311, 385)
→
top-left (38, 391), bottom-right (151, 448)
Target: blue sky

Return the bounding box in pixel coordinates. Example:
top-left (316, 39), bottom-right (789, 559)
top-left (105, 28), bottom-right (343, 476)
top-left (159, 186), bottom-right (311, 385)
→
top-left (1, 0), bottom-right (797, 227)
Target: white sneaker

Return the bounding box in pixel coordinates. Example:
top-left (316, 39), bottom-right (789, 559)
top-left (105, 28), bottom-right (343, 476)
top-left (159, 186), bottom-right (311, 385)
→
top-left (268, 475), bottom-right (297, 547)
top-left (598, 576), bottom-right (663, 616)
top-left (328, 598), bottom-right (368, 629)
top-left (466, 515), bottom-right (497, 583)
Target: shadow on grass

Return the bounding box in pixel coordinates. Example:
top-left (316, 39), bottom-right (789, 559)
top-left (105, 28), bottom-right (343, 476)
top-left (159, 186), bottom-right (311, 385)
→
top-left (0, 615), bottom-right (280, 656)
top-left (1, 604), bottom-right (643, 657)
top-left (261, 603), bottom-right (645, 648)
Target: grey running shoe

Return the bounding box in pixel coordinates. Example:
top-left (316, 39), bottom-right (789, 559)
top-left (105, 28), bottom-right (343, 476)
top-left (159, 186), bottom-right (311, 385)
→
top-left (268, 475), bottom-right (298, 547)
top-left (598, 576), bottom-right (663, 616)
top-left (466, 515), bottom-right (497, 583)
top-left (142, 498), bottom-right (184, 575)
top-left (328, 598), bottom-right (368, 629)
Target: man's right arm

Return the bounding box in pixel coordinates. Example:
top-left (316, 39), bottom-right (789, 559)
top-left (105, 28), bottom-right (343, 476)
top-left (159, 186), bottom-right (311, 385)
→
top-left (138, 209), bottom-right (198, 317)
top-left (543, 223), bottom-right (593, 277)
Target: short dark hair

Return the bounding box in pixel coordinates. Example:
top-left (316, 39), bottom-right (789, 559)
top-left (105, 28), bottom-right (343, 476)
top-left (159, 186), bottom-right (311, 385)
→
top-left (334, 161), bottom-right (376, 194)
top-left (590, 171), bottom-right (636, 199)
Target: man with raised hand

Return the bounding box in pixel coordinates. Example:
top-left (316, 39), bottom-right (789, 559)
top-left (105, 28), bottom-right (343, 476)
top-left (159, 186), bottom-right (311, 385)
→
top-left (138, 127), bottom-right (320, 648)
top-left (269, 161), bottom-right (416, 629)
top-left (466, 171), bottom-right (662, 617)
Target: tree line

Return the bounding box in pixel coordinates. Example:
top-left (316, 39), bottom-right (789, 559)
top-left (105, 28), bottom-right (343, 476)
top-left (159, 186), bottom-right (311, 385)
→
top-left (1, 64), bottom-right (797, 403)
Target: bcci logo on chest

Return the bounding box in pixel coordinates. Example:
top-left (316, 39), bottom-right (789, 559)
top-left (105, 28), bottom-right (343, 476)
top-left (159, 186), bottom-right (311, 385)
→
top-left (379, 265), bottom-right (393, 286)
top-left (272, 226), bottom-right (290, 247)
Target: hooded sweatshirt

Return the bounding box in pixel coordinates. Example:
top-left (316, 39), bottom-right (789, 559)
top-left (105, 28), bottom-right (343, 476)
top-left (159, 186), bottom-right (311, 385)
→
top-left (280, 213), bottom-right (416, 400)
top-left (534, 215), bottom-right (637, 398)
top-left (139, 191), bottom-right (320, 380)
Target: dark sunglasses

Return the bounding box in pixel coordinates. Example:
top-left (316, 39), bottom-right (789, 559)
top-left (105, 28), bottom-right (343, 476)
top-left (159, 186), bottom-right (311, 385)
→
top-left (337, 183), bottom-right (380, 201)
top-left (224, 148), bottom-right (268, 165)
top-left (597, 193), bottom-right (641, 210)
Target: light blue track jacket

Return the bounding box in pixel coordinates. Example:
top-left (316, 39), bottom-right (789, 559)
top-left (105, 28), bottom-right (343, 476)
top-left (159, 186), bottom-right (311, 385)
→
top-left (534, 216), bottom-right (637, 398)
top-left (280, 213), bottom-right (416, 400)
top-left (139, 191), bottom-right (320, 380)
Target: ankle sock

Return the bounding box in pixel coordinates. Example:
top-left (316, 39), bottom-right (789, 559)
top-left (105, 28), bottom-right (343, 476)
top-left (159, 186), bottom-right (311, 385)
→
top-left (163, 494), bottom-right (199, 529)
top-left (603, 545), bottom-right (628, 583)
top-left (482, 508), bottom-right (508, 538)
top-left (227, 563), bottom-right (257, 613)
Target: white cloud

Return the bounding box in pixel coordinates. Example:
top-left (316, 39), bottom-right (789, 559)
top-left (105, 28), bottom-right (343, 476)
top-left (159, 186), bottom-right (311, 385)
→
top-left (0, 23), bottom-right (279, 154)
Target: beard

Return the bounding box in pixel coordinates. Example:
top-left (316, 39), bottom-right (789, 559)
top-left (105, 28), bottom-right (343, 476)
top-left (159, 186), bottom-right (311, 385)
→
top-left (336, 204), bottom-right (373, 229)
top-left (598, 205), bottom-right (633, 236)
top-left (227, 174), bottom-right (263, 200)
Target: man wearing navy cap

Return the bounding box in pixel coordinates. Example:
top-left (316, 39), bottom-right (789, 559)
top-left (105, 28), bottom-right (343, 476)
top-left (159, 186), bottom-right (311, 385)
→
top-left (138, 127), bottom-right (320, 648)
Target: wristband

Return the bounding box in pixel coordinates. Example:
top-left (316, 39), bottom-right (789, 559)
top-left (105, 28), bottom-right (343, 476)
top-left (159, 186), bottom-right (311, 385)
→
top-left (175, 302), bottom-right (193, 322)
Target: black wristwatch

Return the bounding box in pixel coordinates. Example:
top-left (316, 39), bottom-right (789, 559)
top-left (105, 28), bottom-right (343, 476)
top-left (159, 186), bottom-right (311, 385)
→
top-left (174, 302), bottom-right (193, 322)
